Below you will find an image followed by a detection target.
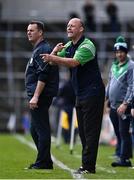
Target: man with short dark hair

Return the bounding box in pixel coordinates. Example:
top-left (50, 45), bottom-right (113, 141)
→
top-left (25, 21), bottom-right (59, 169)
top-left (41, 18), bottom-right (105, 174)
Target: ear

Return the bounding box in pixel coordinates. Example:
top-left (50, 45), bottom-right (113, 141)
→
top-left (80, 26), bottom-right (84, 32)
top-left (39, 30), bottom-right (43, 36)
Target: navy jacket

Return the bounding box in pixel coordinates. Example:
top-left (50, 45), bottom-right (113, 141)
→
top-left (25, 40), bottom-right (59, 100)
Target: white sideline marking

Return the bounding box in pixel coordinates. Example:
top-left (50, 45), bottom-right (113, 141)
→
top-left (14, 135), bottom-right (86, 180)
top-left (97, 166), bottom-right (116, 174)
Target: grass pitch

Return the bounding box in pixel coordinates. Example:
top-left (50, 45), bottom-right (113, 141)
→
top-left (0, 134), bottom-right (134, 179)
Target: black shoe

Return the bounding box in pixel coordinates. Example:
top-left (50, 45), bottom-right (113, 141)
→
top-left (74, 166), bottom-right (95, 174)
top-left (111, 159), bottom-right (132, 167)
top-left (25, 163), bottom-right (53, 170)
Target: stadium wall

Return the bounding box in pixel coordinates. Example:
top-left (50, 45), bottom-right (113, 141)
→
top-left (0, 0), bottom-right (134, 22)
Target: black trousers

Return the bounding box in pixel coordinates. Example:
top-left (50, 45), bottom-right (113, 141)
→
top-left (30, 96), bottom-right (53, 168)
top-left (76, 91), bottom-right (105, 171)
top-left (109, 108), bottom-right (121, 157)
top-left (110, 107), bottom-right (132, 159)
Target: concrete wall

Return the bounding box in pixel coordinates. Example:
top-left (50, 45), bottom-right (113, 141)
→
top-left (0, 0), bottom-right (134, 22)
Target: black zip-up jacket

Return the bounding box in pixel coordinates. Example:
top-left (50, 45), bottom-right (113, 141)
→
top-left (25, 40), bottom-right (59, 100)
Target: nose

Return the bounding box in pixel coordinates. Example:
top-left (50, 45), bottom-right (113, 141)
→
top-left (67, 25), bottom-right (72, 30)
top-left (27, 31), bottom-right (29, 34)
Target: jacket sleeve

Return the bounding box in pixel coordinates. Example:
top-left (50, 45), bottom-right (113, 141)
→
top-left (34, 47), bottom-right (51, 83)
top-left (123, 68), bottom-right (133, 104)
top-left (131, 68), bottom-right (134, 108)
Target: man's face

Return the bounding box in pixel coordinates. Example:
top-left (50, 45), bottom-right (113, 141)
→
top-left (66, 19), bottom-right (83, 39)
top-left (115, 50), bottom-right (127, 62)
top-left (27, 24), bottom-right (42, 44)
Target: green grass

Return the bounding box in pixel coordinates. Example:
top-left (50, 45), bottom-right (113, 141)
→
top-left (0, 134), bottom-right (134, 179)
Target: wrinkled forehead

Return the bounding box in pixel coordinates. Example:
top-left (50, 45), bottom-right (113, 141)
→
top-left (67, 19), bottom-right (82, 27)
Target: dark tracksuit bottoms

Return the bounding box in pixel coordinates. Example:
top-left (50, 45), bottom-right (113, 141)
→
top-left (110, 108), bottom-right (121, 157)
top-left (30, 96), bottom-right (53, 168)
top-left (76, 90), bottom-right (105, 171)
top-left (110, 107), bottom-right (132, 160)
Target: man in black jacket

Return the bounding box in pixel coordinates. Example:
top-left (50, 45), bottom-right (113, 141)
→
top-left (25, 21), bottom-right (59, 169)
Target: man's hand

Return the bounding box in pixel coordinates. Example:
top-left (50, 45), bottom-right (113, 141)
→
top-left (41, 53), bottom-right (52, 61)
top-left (117, 103), bottom-right (127, 115)
top-left (29, 96), bottom-right (38, 110)
top-left (51, 43), bottom-right (65, 55)
top-left (40, 54), bottom-right (54, 64)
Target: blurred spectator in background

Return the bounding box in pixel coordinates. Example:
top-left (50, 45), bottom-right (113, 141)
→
top-left (99, 105), bottom-right (115, 145)
top-left (106, 36), bottom-right (133, 167)
top-left (105, 0), bottom-right (120, 32)
top-left (7, 112), bottom-right (16, 133)
top-left (131, 64), bottom-right (134, 149)
top-left (82, 0), bottom-right (96, 31)
top-left (21, 110), bottom-right (30, 134)
top-left (69, 12), bottom-right (79, 19)
top-left (57, 76), bottom-right (77, 144)
top-left (131, 98), bottom-right (134, 148)
top-left (0, 2), bottom-right (2, 19)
